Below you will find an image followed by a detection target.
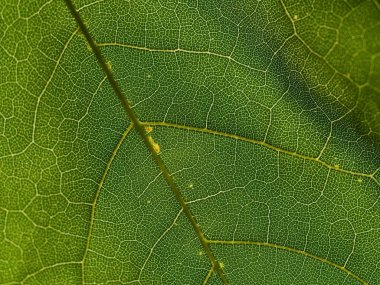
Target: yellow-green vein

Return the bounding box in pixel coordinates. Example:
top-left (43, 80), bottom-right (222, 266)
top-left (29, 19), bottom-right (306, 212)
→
top-left (20, 261), bottom-right (82, 285)
top-left (64, 1), bottom-right (228, 283)
top-left (96, 42), bottom-right (265, 72)
top-left (279, 0), bottom-right (370, 91)
top-left (207, 239), bottom-right (368, 285)
top-left (81, 122), bottom-right (134, 283)
top-left (32, 27), bottom-right (79, 143)
top-left (140, 121), bottom-right (379, 185)
top-left (96, 38), bottom-right (365, 91)
top-left (202, 265), bottom-right (215, 285)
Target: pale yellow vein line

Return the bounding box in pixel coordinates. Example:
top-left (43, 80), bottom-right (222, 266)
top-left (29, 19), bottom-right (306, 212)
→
top-left (202, 265), bottom-right (215, 285)
top-left (278, 0), bottom-right (366, 90)
top-left (20, 0), bottom-right (53, 20)
top-left (96, 43), bottom-right (380, 187)
top-left (138, 209), bottom-right (183, 280)
top-left (97, 37), bottom-right (367, 92)
top-left (96, 42), bottom-right (263, 72)
top-left (20, 261), bottom-right (82, 284)
top-left (81, 122), bottom-right (134, 284)
top-left (31, 27), bottom-right (79, 142)
top-left (77, 0), bottom-right (105, 11)
top-left (140, 121), bottom-right (377, 181)
top-left (207, 239), bottom-right (368, 285)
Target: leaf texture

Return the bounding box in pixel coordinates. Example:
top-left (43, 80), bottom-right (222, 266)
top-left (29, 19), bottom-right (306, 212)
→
top-left (0, 0), bottom-right (379, 284)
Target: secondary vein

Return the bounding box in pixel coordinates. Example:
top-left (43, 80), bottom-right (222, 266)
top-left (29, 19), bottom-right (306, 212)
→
top-left (81, 122), bottom-right (134, 283)
top-left (140, 121), bottom-right (378, 182)
top-left (208, 239), bottom-right (368, 285)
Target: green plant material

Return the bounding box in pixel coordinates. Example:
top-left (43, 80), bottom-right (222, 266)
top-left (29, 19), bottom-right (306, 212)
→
top-left (1, 0), bottom-right (379, 284)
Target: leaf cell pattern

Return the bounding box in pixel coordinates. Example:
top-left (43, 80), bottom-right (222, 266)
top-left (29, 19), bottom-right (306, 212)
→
top-left (0, 0), bottom-right (379, 284)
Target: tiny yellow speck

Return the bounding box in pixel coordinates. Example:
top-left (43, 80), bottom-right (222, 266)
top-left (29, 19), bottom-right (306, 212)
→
top-left (188, 183), bottom-right (193, 189)
top-left (197, 250), bottom-right (204, 256)
top-left (106, 61), bottom-right (112, 70)
top-left (145, 126), bottom-right (153, 134)
top-left (334, 164), bottom-right (340, 169)
top-left (218, 261), bottom-right (225, 269)
top-left (153, 142), bottom-right (160, 154)
top-left (357, 179), bottom-right (363, 183)
top-left (293, 15), bottom-right (298, 21)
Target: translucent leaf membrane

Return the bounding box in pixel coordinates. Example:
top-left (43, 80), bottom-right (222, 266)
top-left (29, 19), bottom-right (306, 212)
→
top-left (1, 0), bottom-right (379, 284)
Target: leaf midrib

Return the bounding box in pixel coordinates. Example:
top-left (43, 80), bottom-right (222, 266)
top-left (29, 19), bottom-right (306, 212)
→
top-left (4, 1), bottom-right (376, 284)
top-left (63, 0), bottom-right (228, 284)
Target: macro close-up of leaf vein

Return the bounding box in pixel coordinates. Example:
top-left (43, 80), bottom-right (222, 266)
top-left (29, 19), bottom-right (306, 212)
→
top-left (0, 0), bottom-right (380, 284)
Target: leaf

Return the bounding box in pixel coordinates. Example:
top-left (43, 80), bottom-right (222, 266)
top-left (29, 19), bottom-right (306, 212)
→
top-left (1, 0), bottom-right (379, 284)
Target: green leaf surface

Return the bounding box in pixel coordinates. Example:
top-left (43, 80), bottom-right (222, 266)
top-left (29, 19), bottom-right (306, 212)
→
top-left (1, 0), bottom-right (380, 284)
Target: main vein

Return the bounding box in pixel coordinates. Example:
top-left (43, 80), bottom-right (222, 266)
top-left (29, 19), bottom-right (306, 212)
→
top-left (63, 0), bottom-right (228, 284)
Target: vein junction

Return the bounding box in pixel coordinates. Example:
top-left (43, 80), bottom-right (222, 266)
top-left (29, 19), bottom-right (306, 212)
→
top-left (85, 121), bottom-right (372, 285)
top-left (140, 121), bottom-right (379, 185)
